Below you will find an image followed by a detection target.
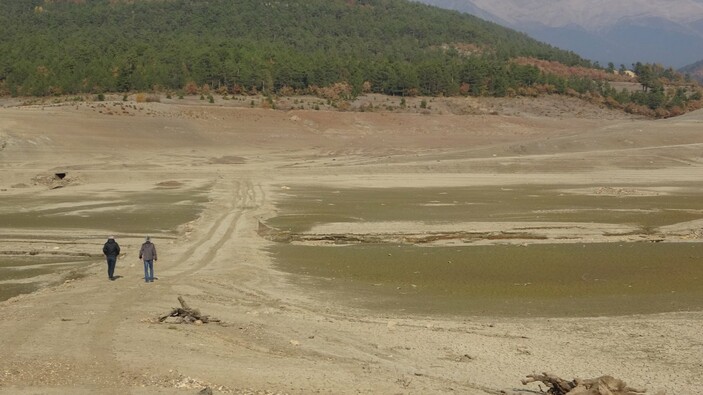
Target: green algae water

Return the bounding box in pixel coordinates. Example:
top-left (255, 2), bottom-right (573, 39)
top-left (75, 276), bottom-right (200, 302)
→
top-left (266, 184), bottom-right (703, 317)
top-left (266, 184), bottom-right (703, 232)
top-left (0, 188), bottom-right (208, 234)
top-left (269, 242), bottom-right (703, 317)
top-left (0, 256), bottom-right (93, 301)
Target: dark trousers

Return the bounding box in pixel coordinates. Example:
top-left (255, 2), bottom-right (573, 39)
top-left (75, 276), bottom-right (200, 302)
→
top-left (106, 256), bottom-right (117, 279)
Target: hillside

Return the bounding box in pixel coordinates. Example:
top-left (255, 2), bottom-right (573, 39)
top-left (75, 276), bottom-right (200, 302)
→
top-left (1, 0), bottom-right (700, 118)
top-left (0, 0), bottom-right (587, 97)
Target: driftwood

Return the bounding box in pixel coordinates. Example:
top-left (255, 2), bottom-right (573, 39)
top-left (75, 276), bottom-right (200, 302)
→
top-left (522, 373), bottom-right (647, 395)
top-left (158, 296), bottom-right (220, 324)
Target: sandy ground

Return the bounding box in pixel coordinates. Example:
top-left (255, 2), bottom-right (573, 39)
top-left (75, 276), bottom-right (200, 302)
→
top-left (0, 96), bottom-right (702, 394)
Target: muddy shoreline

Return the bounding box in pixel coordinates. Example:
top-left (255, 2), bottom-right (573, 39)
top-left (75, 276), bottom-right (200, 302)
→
top-left (0, 99), bottom-right (702, 394)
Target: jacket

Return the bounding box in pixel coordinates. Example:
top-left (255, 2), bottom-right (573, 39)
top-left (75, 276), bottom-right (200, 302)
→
top-left (139, 241), bottom-right (157, 261)
top-left (103, 239), bottom-right (121, 257)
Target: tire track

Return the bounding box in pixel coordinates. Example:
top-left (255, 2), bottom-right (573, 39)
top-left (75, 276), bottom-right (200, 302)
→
top-left (76, 177), bottom-right (261, 391)
top-left (166, 178), bottom-right (260, 278)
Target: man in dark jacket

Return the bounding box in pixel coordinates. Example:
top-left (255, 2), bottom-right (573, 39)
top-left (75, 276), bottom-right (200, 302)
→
top-left (139, 235), bottom-right (157, 283)
top-left (102, 236), bottom-right (120, 281)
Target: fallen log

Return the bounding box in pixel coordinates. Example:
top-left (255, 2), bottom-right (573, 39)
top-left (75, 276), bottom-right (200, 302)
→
top-left (158, 296), bottom-right (220, 324)
top-left (522, 373), bottom-right (575, 394)
top-left (522, 373), bottom-right (647, 395)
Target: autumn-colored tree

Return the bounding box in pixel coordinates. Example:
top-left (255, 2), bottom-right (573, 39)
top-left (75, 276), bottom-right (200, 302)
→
top-left (184, 81), bottom-right (198, 95)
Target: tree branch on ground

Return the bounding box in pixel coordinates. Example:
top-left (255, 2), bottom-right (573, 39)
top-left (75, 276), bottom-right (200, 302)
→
top-left (158, 296), bottom-right (221, 324)
top-left (522, 373), bottom-right (647, 395)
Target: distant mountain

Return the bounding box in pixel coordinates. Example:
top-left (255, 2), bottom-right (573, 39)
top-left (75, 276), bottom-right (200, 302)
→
top-left (416, 0), bottom-right (703, 68)
top-left (681, 59), bottom-right (703, 83)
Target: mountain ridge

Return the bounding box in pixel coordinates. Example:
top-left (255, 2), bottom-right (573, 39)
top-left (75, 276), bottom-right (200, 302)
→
top-left (681, 59), bottom-right (703, 83)
top-left (416, 0), bottom-right (703, 67)
top-left (465, 0), bottom-right (703, 30)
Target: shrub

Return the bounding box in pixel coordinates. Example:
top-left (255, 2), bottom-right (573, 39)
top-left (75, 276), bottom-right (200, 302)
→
top-left (689, 99), bottom-right (703, 111)
top-left (654, 107), bottom-right (670, 118)
top-left (604, 96), bottom-right (622, 109)
top-left (624, 103), bottom-right (654, 117)
top-left (518, 86), bottom-right (540, 97)
top-left (184, 81), bottom-right (198, 95)
top-left (668, 106), bottom-right (685, 117)
top-left (336, 101), bottom-right (351, 111)
top-left (315, 82), bottom-right (353, 101)
top-left (48, 86), bottom-right (63, 96)
top-left (0, 81), bottom-right (9, 96)
top-left (279, 85), bottom-right (295, 96)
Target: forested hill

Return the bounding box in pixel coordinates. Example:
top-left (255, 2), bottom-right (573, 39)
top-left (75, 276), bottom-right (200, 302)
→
top-left (1, 0), bottom-right (701, 118)
top-left (0, 0), bottom-right (589, 96)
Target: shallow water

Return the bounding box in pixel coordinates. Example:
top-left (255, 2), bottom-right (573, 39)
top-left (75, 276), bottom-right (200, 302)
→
top-left (0, 282), bottom-right (38, 302)
top-left (0, 188), bottom-right (208, 234)
top-left (0, 256), bottom-right (93, 301)
top-left (0, 187), bottom-right (209, 301)
top-left (267, 184), bottom-right (703, 232)
top-left (267, 184), bottom-right (703, 317)
top-left (270, 242), bottom-right (703, 317)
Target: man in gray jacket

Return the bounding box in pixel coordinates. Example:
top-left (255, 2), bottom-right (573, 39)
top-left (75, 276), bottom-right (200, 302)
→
top-left (139, 235), bottom-right (157, 283)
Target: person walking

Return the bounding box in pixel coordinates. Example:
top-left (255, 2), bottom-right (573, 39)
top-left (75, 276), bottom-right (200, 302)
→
top-left (139, 235), bottom-right (157, 283)
top-left (102, 236), bottom-right (120, 281)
